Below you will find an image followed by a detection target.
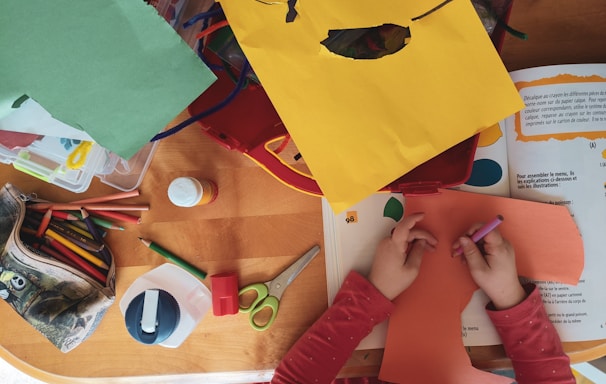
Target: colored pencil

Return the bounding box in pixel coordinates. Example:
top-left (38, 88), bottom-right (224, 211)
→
top-left (80, 208), bottom-right (103, 242)
top-left (35, 209), bottom-right (52, 238)
top-left (63, 222), bottom-right (95, 239)
top-left (46, 229), bottom-right (109, 270)
top-left (50, 211), bottom-right (79, 220)
top-left (22, 215), bottom-right (41, 235)
top-left (24, 211), bottom-right (49, 229)
top-left (70, 212), bottom-right (124, 230)
top-left (23, 242), bottom-right (49, 258)
top-left (81, 208), bottom-right (112, 264)
top-left (91, 210), bottom-right (142, 224)
top-left (453, 215), bottom-right (505, 257)
top-left (39, 244), bottom-right (81, 270)
top-left (138, 238), bottom-right (207, 280)
top-left (20, 221), bottom-right (105, 283)
top-left (69, 190), bottom-right (140, 204)
top-left (46, 239), bottom-right (106, 283)
top-left (27, 208), bottom-right (79, 221)
top-left (28, 203), bottom-right (149, 211)
top-left (20, 227), bottom-right (38, 237)
top-left (24, 214), bottom-right (102, 249)
top-left (47, 221), bottom-right (104, 252)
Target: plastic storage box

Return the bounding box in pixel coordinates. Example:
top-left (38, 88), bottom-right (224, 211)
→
top-left (0, 134), bottom-right (158, 193)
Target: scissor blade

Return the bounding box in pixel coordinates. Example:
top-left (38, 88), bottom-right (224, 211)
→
top-left (270, 245), bottom-right (321, 299)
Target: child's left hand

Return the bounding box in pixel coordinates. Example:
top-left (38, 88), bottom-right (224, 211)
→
top-left (368, 213), bottom-right (438, 300)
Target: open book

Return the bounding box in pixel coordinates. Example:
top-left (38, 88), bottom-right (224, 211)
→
top-left (322, 63), bottom-right (606, 349)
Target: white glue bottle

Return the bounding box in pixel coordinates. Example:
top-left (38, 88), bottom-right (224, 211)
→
top-left (167, 177), bottom-right (218, 207)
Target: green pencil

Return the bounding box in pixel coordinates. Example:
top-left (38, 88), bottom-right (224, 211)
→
top-left (138, 237), bottom-right (207, 280)
top-left (71, 211), bottom-right (124, 231)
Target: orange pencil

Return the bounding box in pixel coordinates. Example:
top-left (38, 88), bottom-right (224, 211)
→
top-left (35, 209), bottom-right (53, 238)
top-left (29, 203), bottom-right (149, 211)
top-left (69, 190), bottom-right (140, 204)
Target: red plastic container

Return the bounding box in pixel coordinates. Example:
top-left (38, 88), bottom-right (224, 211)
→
top-left (189, 52), bottom-right (477, 196)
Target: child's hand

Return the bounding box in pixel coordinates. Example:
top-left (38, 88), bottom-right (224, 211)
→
top-left (453, 224), bottom-right (526, 310)
top-left (368, 213), bottom-right (437, 300)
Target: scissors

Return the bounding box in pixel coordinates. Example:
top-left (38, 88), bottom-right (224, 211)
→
top-left (239, 245), bottom-right (321, 331)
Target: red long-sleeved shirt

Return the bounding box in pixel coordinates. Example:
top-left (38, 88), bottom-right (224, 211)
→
top-left (271, 272), bottom-right (574, 384)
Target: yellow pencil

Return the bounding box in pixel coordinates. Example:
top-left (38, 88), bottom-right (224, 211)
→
top-left (45, 229), bottom-right (109, 270)
top-left (64, 222), bottom-right (95, 240)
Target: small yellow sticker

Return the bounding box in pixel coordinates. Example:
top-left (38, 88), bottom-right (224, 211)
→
top-left (345, 211), bottom-right (358, 224)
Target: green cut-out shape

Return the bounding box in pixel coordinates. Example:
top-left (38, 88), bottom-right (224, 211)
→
top-left (383, 197), bottom-right (404, 222)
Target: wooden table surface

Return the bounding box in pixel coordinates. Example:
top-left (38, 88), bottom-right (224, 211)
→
top-left (1, 0), bottom-right (605, 382)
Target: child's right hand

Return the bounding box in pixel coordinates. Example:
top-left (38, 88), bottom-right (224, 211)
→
top-left (453, 225), bottom-right (527, 310)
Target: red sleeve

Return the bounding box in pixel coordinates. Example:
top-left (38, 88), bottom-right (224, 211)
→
top-left (271, 271), bottom-right (394, 384)
top-left (486, 283), bottom-right (575, 384)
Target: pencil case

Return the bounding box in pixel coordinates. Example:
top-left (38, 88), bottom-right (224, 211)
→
top-left (0, 183), bottom-right (116, 352)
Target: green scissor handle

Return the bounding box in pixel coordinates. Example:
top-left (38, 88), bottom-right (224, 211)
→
top-left (239, 283), bottom-right (268, 313)
top-left (248, 295), bottom-right (279, 331)
top-left (239, 283), bottom-right (280, 331)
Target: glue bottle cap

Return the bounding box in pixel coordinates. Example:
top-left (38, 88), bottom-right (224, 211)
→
top-left (167, 177), bottom-right (203, 207)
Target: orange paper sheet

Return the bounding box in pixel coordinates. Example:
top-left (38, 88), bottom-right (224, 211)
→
top-left (380, 189), bottom-right (584, 383)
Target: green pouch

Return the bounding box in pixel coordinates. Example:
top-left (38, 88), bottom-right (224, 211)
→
top-left (0, 183), bottom-right (115, 352)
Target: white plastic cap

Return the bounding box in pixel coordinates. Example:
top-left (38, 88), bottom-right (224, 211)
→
top-left (119, 264), bottom-right (212, 348)
top-left (167, 177), bottom-right (202, 207)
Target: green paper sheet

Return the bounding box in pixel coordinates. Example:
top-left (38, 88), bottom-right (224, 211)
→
top-left (0, 0), bottom-right (216, 159)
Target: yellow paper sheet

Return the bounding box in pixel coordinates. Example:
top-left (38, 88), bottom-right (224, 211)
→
top-left (380, 189), bottom-right (584, 383)
top-left (218, 0), bottom-right (524, 212)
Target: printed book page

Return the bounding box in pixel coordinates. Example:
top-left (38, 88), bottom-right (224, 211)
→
top-left (459, 63), bottom-right (606, 345)
top-left (505, 64), bottom-right (606, 342)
